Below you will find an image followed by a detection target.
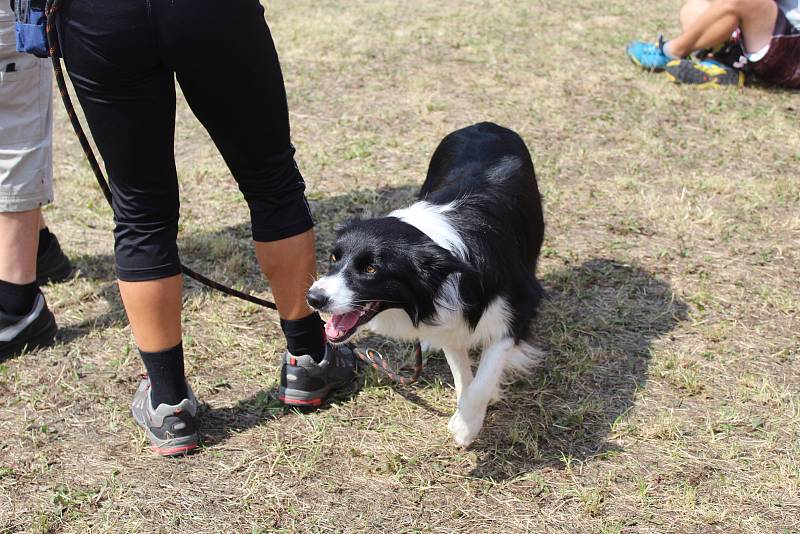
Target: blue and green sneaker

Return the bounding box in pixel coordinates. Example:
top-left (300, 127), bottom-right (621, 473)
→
top-left (627, 34), bottom-right (672, 71)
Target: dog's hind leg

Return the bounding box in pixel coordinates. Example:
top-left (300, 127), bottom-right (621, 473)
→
top-left (448, 338), bottom-right (514, 447)
top-left (443, 346), bottom-right (472, 401)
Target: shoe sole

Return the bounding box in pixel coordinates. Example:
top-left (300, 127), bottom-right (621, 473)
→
top-left (0, 312), bottom-right (57, 360)
top-left (150, 441), bottom-right (199, 457)
top-left (278, 384), bottom-right (334, 407)
top-left (131, 407), bottom-right (199, 457)
top-left (627, 50), bottom-right (665, 72)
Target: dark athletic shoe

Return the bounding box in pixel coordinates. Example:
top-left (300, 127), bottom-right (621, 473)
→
top-left (36, 233), bottom-right (72, 285)
top-left (130, 376), bottom-right (200, 457)
top-left (664, 58), bottom-right (745, 88)
top-left (0, 293), bottom-right (57, 360)
top-left (279, 343), bottom-right (356, 407)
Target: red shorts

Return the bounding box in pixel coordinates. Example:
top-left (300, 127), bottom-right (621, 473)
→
top-left (749, 7), bottom-right (800, 88)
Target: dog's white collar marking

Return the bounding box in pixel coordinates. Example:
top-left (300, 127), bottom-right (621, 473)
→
top-left (389, 201), bottom-right (467, 260)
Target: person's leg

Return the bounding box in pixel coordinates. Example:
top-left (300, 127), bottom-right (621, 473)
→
top-left (0, 9), bottom-right (59, 357)
top-left (254, 230), bottom-right (317, 321)
top-left (680, 0), bottom-right (713, 31)
top-left (667, 0), bottom-right (778, 57)
top-left (0, 208), bottom-right (56, 360)
top-left (161, 0), bottom-right (355, 407)
top-left (0, 8), bottom-right (50, 303)
top-left (0, 209), bottom-right (39, 285)
top-left (161, 0), bottom-right (324, 354)
top-left (118, 277), bottom-right (183, 352)
top-left (59, 0), bottom-right (188, 408)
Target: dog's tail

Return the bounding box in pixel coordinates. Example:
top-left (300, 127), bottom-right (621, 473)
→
top-left (501, 340), bottom-right (544, 386)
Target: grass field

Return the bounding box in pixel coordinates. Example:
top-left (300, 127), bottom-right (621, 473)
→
top-left (2, 0), bottom-right (799, 532)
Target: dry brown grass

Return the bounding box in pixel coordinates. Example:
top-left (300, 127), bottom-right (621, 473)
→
top-left (2, 0), bottom-right (799, 532)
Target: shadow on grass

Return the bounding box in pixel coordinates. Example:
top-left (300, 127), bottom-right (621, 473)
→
top-left (53, 252), bottom-right (126, 346)
top-left (197, 379), bottom-right (366, 447)
top-left (468, 258), bottom-right (689, 479)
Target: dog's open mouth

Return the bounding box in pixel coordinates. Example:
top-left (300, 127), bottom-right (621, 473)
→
top-left (324, 302), bottom-right (381, 344)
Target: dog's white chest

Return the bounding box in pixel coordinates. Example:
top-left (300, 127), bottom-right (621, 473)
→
top-left (366, 295), bottom-right (511, 351)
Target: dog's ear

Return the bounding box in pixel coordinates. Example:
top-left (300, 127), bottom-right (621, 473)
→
top-left (415, 242), bottom-right (471, 276)
top-left (403, 243), bottom-right (470, 326)
top-left (333, 219), bottom-right (359, 237)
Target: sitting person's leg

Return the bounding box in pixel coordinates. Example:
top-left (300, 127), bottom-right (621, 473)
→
top-left (680, 0), bottom-right (713, 30)
top-left (628, 0), bottom-right (777, 70)
top-left (667, 0), bottom-right (778, 57)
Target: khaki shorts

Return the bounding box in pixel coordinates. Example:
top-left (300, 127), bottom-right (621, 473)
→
top-left (0, 7), bottom-right (53, 213)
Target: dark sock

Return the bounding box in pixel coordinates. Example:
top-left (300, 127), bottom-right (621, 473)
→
top-left (281, 312), bottom-right (326, 362)
top-left (0, 279), bottom-right (39, 316)
top-left (37, 227), bottom-right (53, 257)
top-left (139, 343), bottom-right (188, 408)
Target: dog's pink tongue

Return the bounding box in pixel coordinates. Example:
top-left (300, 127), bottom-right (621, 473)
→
top-left (325, 311), bottom-right (360, 339)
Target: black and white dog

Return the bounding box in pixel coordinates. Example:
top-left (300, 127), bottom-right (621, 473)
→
top-left (307, 122), bottom-right (545, 446)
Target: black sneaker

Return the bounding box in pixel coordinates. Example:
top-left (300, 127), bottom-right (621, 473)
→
top-left (36, 233), bottom-right (72, 285)
top-left (0, 293), bottom-right (57, 360)
top-left (664, 58), bottom-right (745, 88)
top-left (278, 343), bottom-right (356, 407)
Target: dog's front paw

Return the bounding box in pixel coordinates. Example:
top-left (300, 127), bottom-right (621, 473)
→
top-left (448, 408), bottom-right (484, 447)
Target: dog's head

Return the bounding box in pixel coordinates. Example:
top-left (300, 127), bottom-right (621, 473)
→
top-left (308, 217), bottom-right (467, 344)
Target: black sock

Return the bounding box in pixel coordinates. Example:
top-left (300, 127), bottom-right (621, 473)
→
top-left (37, 227), bottom-right (53, 257)
top-left (281, 312), bottom-right (326, 362)
top-left (139, 343), bottom-right (188, 408)
top-left (0, 279), bottom-right (39, 316)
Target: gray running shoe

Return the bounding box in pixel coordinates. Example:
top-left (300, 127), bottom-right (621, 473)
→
top-left (278, 343), bottom-right (356, 407)
top-left (131, 376), bottom-right (199, 456)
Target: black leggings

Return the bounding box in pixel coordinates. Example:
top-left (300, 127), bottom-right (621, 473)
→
top-left (58, 0), bottom-right (313, 281)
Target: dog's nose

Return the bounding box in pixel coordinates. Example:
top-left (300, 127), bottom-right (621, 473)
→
top-left (306, 287), bottom-right (331, 310)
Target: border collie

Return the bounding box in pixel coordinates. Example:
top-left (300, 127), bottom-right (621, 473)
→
top-left (307, 122), bottom-right (545, 446)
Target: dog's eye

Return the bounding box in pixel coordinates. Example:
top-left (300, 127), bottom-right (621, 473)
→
top-left (330, 253), bottom-right (337, 263)
top-left (364, 265), bottom-right (377, 274)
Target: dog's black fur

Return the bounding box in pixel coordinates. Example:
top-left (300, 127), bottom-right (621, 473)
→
top-left (310, 122), bottom-right (545, 346)
top-left (418, 121), bottom-right (545, 340)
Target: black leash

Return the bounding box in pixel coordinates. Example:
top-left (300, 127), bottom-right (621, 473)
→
top-left (44, 0), bottom-right (424, 385)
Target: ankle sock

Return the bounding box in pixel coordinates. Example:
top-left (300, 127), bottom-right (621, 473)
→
top-left (139, 342), bottom-right (188, 408)
top-left (281, 312), bottom-right (326, 363)
top-left (37, 227), bottom-right (53, 257)
top-left (0, 279), bottom-right (39, 316)
top-left (663, 40), bottom-right (679, 59)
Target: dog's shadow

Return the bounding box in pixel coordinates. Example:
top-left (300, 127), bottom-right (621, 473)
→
top-left (466, 258), bottom-right (689, 479)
